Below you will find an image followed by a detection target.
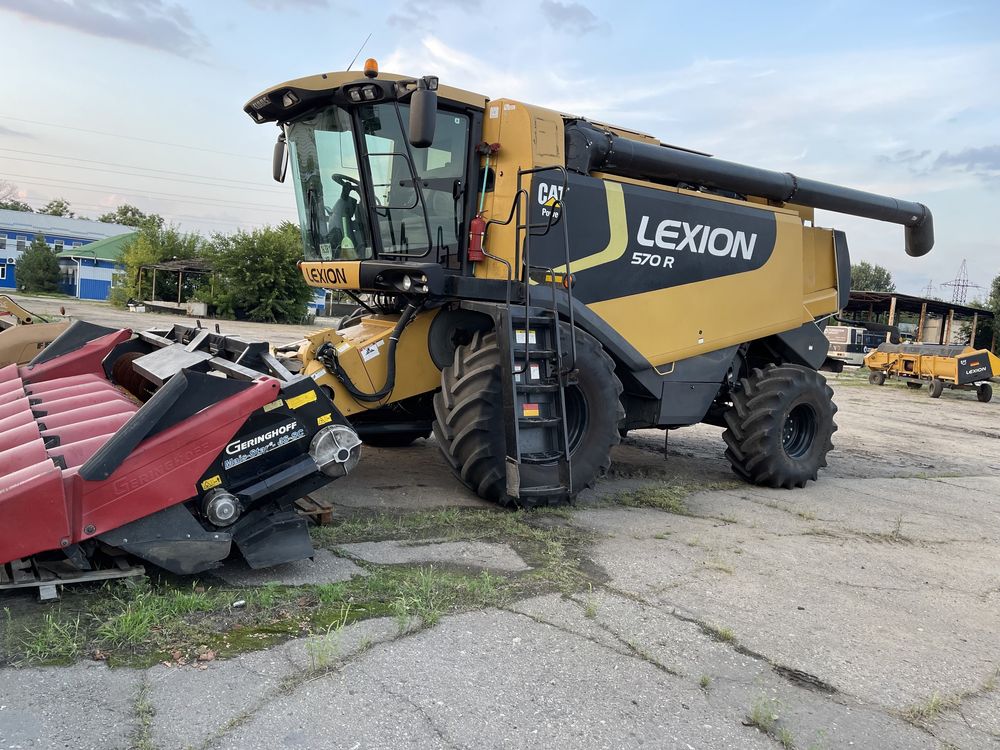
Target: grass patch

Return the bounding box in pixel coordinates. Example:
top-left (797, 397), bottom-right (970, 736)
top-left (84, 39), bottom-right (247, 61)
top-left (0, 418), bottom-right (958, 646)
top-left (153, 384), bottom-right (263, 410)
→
top-left (901, 692), bottom-right (959, 725)
top-left (611, 480), bottom-right (740, 514)
top-left (699, 674), bottom-right (711, 691)
top-left (19, 612), bottom-right (84, 665)
top-left (703, 559), bottom-right (735, 575)
top-left (3, 508), bottom-right (596, 668)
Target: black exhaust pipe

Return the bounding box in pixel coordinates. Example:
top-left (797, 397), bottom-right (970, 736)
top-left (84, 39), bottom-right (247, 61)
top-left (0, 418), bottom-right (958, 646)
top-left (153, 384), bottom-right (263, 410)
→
top-left (565, 121), bottom-right (934, 257)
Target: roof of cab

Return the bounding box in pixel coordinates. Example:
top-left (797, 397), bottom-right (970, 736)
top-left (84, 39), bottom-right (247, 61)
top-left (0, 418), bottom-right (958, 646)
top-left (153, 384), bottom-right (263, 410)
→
top-left (245, 71), bottom-right (489, 123)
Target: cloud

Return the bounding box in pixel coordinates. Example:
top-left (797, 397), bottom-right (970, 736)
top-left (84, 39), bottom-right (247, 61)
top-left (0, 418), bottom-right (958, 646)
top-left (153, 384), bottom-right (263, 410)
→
top-left (387, 0), bottom-right (481, 31)
top-left (0, 0), bottom-right (206, 57)
top-left (936, 145), bottom-right (1000, 174)
top-left (243, 0), bottom-right (328, 8)
top-left (0, 124), bottom-right (33, 139)
top-left (539, 0), bottom-right (602, 34)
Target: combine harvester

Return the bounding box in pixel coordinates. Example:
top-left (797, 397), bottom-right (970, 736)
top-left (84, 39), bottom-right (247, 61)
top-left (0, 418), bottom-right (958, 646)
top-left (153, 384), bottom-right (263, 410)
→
top-left (0, 295), bottom-right (68, 366)
top-left (1, 321), bottom-right (361, 597)
top-left (247, 59), bottom-right (934, 504)
top-left (865, 343), bottom-right (999, 401)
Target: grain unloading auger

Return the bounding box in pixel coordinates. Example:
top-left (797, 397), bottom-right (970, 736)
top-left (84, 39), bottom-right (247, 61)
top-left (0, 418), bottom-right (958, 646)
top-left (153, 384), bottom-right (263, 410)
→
top-left (247, 61), bottom-right (934, 507)
top-left (0, 321), bottom-right (361, 590)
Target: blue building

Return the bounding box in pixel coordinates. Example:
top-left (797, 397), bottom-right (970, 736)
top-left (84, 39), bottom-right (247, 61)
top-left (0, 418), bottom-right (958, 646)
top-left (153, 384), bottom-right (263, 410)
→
top-left (0, 209), bottom-right (133, 299)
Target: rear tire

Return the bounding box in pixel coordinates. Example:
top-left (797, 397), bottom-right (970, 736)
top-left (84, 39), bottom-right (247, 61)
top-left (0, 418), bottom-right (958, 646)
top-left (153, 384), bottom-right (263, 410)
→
top-left (978, 383), bottom-right (993, 403)
top-left (433, 327), bottom-right (623, 508)
top-left (869, 371), bottom-right (886, 385)
top-left (722, 364), bottom-right (837, 489)
top-left (929, 379), bottom-right (945, 398)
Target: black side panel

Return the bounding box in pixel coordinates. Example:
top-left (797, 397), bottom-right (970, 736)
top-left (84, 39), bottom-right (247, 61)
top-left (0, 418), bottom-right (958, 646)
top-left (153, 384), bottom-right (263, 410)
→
top-left (27, 320), bottom-right (120, 366)
top-left (97, 503), bottom-right (231, 575)
top-left (232, 508), bottom-right (313, 569)
top-left (79, 369), bottom-right (253, 481)
top-left (834, 230), bottom-right (851, 312)
top-left (659, 382), bottom-right (724, 426)
top-left (770, 323), bottom-right (829, 370)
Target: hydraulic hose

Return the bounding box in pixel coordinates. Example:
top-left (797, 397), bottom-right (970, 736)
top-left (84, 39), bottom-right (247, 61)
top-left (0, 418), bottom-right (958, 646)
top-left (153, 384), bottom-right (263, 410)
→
top-left (318, 301), bottom-right (421, 403)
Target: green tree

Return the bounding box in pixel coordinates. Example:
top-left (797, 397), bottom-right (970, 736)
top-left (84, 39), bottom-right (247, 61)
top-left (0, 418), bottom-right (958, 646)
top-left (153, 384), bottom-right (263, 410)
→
top-left (15, 234), bottom-right (61, 293)
top-left (0, 197), bottom-right (32, 212)
top-left (98, 204), bottom-right (164, 232)
top-left (109, 225), bottom-right (204, 307)
top-left (39, 198), bottom-right (75, 217)
top-left (207, 222), bottom-right (312, 323)
top-left (850, 260), bottom-right (896, 292)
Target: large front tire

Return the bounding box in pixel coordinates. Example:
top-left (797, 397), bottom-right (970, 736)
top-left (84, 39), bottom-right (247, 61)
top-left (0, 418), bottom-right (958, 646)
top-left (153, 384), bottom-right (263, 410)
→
top-left (433, 327), bottom-right (623, 508)
top-left (722, 364), bottom-right (837, 489)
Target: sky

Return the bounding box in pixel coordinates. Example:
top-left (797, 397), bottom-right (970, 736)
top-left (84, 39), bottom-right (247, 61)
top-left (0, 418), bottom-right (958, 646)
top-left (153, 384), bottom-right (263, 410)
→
top-left (0, 0), bottom-right (997, 298)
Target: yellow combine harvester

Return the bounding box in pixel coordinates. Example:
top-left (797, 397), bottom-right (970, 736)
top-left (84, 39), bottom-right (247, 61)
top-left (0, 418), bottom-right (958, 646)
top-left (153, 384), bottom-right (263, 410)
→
top-left (245, 60), bottom-right (934, 502)
top-left (0, 295), bottom-right (68, 366)
top-left (865, 343), bottom-right (999, 401)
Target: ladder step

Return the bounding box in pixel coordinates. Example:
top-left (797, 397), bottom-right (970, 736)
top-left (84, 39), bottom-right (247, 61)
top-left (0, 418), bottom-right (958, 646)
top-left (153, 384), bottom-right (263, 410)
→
top-left (513, 349), bottom-right (557, 359)
top-left (518, 416), bottom-right (562, 427)
top-left (515, 383), bottom-right (560, 393)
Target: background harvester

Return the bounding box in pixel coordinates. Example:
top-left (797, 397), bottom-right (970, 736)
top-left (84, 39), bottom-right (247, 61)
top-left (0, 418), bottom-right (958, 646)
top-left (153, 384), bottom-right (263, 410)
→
top-left (247, 62), bottom-right (934, 507)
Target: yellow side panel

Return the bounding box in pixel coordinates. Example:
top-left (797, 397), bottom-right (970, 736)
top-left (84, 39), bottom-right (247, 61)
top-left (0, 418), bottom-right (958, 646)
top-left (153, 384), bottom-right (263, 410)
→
top-left (588, 213), bottom-right (806, 367)
top-left (299, 309), bottom-right (441, 417)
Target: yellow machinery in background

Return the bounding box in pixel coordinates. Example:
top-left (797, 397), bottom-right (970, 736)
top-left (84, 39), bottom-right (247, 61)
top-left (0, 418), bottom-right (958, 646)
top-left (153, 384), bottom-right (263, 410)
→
top-left (0, 295), bottom-right (69, 366)
top-left (865, 343), bottom-right (999, 401)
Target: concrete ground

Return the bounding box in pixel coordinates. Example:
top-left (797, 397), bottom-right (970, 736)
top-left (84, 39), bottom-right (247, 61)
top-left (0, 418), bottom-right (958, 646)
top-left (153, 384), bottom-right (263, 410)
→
top-left (1, 296), bottom-right (999, 749)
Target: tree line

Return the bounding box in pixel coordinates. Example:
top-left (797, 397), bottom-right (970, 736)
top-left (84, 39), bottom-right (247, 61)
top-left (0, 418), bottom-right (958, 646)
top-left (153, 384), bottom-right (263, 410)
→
top-left (10, 200), bottom-right (313, 325)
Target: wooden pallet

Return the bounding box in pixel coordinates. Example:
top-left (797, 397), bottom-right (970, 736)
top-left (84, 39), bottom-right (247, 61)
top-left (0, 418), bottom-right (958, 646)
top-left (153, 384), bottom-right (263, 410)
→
top-left (0, 557), bottom-right (145, 601)
top-left (295, 494), bottom-right (335, 526)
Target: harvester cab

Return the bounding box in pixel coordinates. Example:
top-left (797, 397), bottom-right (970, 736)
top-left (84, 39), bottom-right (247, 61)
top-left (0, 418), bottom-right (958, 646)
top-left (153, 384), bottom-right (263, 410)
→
top-left (245, 62), bottom-right (934, 507)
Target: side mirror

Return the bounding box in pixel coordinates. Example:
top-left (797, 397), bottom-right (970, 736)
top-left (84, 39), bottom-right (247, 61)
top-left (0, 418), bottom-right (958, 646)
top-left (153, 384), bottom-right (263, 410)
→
top-left (408, 80), bottom-right (437, 149)
top-left (273, 133), bottom-right (288, 183)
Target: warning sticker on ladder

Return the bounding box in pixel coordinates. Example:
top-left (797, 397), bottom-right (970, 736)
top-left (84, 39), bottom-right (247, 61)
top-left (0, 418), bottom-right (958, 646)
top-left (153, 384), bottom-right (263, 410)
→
top-left (529, 364), bottom-right (540, 381)
top-left (522, 403), bottom-right (540, 418)
top-left (514, 329), bottom-right (537, 345)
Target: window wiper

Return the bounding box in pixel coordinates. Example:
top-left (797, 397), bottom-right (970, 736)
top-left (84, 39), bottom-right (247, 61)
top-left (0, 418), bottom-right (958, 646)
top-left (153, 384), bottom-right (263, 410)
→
top-left (306, 187), bottom-right (324, 255)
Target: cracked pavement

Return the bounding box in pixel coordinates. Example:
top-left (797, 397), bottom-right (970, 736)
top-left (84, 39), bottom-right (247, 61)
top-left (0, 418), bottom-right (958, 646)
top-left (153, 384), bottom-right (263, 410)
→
top-left (2, 370), bottom-right (999, 749)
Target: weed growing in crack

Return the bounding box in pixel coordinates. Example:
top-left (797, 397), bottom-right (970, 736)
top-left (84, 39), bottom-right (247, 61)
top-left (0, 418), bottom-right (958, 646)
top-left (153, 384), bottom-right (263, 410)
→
top-left (305, 604), bottom-right (352, 671)
top-left (747, 695), bottom-right (780, 734)
top-left (699, 674), bottom-right (711, 691)
top-left (902, 692), bottom-right (958, 724)
top-left (705, 624), bottom-right (735, 643)
top-left (130, 679), bottom-right (155, 750)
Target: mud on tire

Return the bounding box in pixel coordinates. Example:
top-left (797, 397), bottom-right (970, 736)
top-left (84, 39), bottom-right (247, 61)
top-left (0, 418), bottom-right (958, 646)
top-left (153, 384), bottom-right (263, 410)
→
top-left (722, 364), bottom-right (837, 489)
top-left (433, 327), bottom-right (624, 508)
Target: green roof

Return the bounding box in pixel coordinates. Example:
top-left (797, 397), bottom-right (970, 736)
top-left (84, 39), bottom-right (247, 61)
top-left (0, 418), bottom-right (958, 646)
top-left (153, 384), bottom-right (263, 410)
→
top-left (57, 231), bottom-right (137, 262)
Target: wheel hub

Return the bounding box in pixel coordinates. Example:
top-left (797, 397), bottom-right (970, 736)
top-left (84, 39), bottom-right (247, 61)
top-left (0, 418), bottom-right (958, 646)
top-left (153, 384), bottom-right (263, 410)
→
top-left (782, 403), bottom-right (817, 459)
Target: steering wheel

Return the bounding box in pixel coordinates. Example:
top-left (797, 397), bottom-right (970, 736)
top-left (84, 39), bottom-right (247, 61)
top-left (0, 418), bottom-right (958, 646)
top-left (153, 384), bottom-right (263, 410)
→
top-left (332, 173), bottom-right (361, 196)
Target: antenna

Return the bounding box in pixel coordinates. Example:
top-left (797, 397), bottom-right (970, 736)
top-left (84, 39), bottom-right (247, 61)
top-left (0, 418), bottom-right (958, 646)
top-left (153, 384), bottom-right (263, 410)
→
top-left (940, 259), bottom-right (983, 305)
top-left (346, 33), bottom-right (373, 71)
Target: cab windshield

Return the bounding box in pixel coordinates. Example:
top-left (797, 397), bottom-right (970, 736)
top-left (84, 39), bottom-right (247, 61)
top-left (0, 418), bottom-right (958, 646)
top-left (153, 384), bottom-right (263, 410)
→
top-left (287, 102), bottom-right (470, 263)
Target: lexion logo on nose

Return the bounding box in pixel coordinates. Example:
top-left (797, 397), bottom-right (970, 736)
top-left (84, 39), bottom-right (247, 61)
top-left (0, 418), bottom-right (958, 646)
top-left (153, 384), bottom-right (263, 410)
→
top-left (307, 267), bottom-right (349, 284)
top-left (636, 216), bottom-right (758, 259)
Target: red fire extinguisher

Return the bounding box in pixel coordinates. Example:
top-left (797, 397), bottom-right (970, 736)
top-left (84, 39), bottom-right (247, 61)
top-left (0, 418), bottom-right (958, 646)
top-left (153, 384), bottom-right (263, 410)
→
top-left (468, 215), bottom-right (486, 262)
